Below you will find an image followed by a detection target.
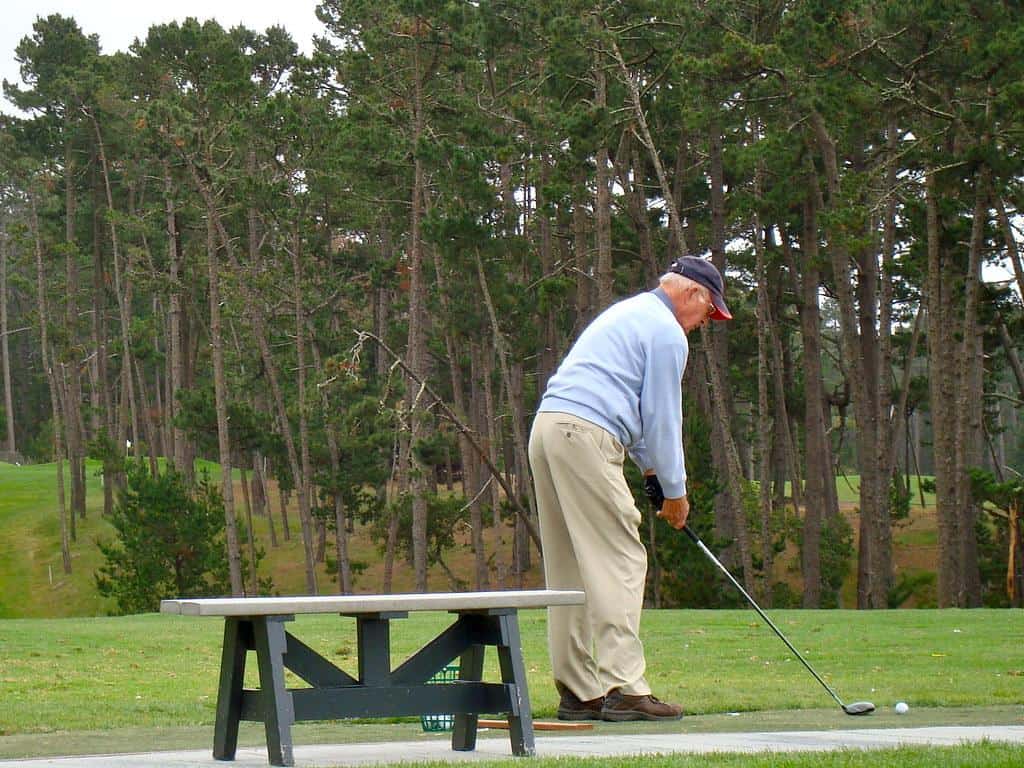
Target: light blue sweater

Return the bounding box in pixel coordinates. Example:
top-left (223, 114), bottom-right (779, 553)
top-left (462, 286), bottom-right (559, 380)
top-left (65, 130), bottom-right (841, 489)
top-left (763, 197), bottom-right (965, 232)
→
top-left (538, 288), bottom-right (688, 498)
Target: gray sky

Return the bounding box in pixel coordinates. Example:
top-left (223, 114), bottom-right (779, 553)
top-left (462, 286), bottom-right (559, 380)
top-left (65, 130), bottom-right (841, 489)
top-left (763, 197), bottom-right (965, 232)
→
top-left (2, 0), bottom-right (322, 113)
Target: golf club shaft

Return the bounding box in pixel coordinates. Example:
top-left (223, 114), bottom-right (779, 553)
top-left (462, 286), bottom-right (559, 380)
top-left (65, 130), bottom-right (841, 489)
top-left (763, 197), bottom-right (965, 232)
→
top-left (682, 525), bottom-right (847, 709)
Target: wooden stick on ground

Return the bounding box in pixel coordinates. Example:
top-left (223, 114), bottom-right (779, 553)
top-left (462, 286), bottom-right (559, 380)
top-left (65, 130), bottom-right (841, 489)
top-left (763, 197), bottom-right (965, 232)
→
top-left (477, 719), bottom-right (594, 731)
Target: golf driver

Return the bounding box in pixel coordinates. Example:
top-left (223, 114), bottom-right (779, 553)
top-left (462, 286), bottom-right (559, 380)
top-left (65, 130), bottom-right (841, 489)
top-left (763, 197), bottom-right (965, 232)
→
top-left (682, 525), bottom-right (875, 716)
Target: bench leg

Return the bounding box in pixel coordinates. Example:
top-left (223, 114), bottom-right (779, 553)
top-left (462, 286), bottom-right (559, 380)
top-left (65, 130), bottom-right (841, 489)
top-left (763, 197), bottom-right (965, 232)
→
top-left (213, 618), bottom-right (250, 761)
top-left (496, 613), bottom-right (535, 757)
top-left (452, 642), bottom-right (485, 751)
top-left (253, 617), bottom-right (295, 767)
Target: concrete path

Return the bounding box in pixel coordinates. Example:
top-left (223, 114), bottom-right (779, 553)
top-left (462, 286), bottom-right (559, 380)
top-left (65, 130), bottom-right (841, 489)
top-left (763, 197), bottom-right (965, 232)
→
top-left (1, 726), bottom-right (1022, 767)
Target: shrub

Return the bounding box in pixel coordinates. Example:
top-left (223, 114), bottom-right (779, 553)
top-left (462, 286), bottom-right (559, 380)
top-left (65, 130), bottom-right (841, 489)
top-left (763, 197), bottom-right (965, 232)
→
top-left (95, 462), bottom-right (235, 614)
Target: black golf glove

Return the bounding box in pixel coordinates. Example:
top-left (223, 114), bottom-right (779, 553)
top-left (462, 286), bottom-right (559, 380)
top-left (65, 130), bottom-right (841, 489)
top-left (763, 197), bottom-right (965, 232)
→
top-left (643, 474), bottom-right (665, 511)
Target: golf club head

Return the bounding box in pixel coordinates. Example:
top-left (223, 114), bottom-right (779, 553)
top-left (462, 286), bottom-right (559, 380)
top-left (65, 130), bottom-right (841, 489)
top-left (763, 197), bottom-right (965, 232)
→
top-left (842, 701), bottom-right (875, 716)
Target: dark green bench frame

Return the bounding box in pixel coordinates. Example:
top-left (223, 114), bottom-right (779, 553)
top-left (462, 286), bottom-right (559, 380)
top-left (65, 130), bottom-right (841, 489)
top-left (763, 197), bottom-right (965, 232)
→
top-left (160, 590), bottom-right (584, 766)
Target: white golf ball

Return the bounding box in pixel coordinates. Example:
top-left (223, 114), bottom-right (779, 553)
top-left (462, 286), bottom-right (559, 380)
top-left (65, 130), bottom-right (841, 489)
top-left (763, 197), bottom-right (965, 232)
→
top-left (894, 702), bottom-right (909, 714)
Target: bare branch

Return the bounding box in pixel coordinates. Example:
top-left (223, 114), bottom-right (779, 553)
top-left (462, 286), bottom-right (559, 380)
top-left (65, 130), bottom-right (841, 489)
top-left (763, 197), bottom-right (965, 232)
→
top-left (354, 329), bottom-right (543, 553)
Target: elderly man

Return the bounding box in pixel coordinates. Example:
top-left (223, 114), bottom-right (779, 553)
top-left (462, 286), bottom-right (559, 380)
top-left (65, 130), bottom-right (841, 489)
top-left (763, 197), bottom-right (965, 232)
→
top-left (528, 256), bottom-right (732, 722)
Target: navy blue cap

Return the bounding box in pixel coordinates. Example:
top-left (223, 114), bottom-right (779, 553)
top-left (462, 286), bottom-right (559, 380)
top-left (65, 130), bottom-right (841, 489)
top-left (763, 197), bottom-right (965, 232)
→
top-left (668, 256), bottom-right (732, 320)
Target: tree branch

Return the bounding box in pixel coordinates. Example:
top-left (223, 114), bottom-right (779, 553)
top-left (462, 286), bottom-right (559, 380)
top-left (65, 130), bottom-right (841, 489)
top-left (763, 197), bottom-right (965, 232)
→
top-left (354, 329), bottom-right (543, 554)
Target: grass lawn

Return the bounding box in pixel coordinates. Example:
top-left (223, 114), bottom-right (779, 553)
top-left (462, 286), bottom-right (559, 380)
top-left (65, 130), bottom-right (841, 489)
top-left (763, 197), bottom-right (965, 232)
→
top-left (785, 474), bottom-right (937, 508)
top-left (0, 608), bottom-right (1021, 759)
top-left (376, 744), bottom-right (1024, 768)
top-left (377, 745), bottom-right (1024, 768)
top-left (1, 462), bottom-right (1020, 764)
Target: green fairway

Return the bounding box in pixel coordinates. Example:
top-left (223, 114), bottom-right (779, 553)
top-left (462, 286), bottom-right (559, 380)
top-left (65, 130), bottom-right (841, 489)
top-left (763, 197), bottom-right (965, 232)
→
top-left (785, 474), bottom-right (937, 508)
top-left (0, 609), bottom-right (1020, 742)
top-left (1, 462), bottom-right (1019, 763)
top-left (367, 744), bottom-right (1024, 768)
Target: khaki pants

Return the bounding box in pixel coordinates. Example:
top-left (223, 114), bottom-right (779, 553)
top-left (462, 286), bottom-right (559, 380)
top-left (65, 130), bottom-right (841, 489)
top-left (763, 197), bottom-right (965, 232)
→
top-left (528, 411), bottom-right (650, 701)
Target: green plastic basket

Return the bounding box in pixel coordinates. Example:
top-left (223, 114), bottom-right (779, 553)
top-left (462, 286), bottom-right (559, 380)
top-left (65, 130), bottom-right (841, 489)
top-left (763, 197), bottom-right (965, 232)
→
top-left (420, 664), bottom-right (460, 732)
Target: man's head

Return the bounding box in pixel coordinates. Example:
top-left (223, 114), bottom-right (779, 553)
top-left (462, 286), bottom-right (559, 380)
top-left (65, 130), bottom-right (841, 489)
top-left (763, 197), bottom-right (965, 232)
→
top-left (659, 257), bottom-right (732, 332)
top-left (667, 257), bottom-right (732, 321)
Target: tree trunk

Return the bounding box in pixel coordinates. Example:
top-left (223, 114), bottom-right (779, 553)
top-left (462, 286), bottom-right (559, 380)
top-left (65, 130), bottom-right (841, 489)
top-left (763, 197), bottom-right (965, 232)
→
top-left (997, 320), bottom-right (1024, 401)
top-left (797, 191), bottom-right (829, 606)
top-left (875, 119), bottom-right (900, 599)
top-left (476, 341), bottom-right (506, 587)
top-left (184, 154), bottom-right (316, 593)
top-left (0, 226), bottom-right (14, 453)
top-left (475, 250), bottom-right (537, 573)
top-left (334, 491), bottom-right (353, 594)
top-left (706, 117), bottom-right (743, 551)
top-left (510, 361), bottom-right (533, 576)
top-left (50, 368), bottom-right (72, 575)
top-left (405, 29), bottom-right (432, 592)
top-left (954, 168), bottom-right (988, 607)
top-left (179, 300), bottom-right (196, 486)
top-left (572, 169), bottom-right (592, 335)
top-left (54, 359), bottom-right (77, 544)
top-left (63, 134), bottom-right (86, 526)
top-left (312, 341), bottom-right (353, 593)
top-left (166, 164), bottom-right (188, 474)
top-left (278, 485), bottom-right (292, 542)
top-left (610, 38), bottom-right (688, 255)
top-left (254, 453), bottom-right (278, 548)
top-left (430, 241), bottom-right (487, 590)
top-left (151, 309), bottom-right (171, 459)
top-left (995, 197), bottom-right (1024, 302)
top-left (290, 213), bottom-right (320, 592)
top-left (810, 114), bottom-right (890, 608)
top-left (594, 54), bottom-right (614, 310)
top-left (926, 169), bottom-right (961, 607)
top-left (239, 461), bottom-right (259, 595)
top-left (383, 427), bottom-right (406, 594)
top-left (466, 345), bottom-right (488, 588)
top-left (134, 359), bottom-right (160, 477)
top-left (87, 166), bottom-right (104, 443)
top-left (31, 194), bottom-right (72, 574)
top-left (207, 210), bottom-right (244, 596)
top-left (91, 112), bottom-right (142, 465)
top-left (754, 210), bottom-right (774, 605)
top-left (613, 134), bottom-right (660, 283)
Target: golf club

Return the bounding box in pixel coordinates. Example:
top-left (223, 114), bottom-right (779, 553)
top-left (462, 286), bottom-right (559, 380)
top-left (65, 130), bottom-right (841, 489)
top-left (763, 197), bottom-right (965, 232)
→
top-left (683, 525), bottom-right (875, 716)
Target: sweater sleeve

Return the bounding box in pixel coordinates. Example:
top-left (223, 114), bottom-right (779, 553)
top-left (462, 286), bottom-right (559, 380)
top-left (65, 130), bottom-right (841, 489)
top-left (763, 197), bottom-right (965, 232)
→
top-left (637, 332), bottom-right (688, 498)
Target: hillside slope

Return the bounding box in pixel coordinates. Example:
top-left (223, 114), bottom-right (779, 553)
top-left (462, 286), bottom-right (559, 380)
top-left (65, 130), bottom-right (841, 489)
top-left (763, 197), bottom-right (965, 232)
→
top-left (0, 460), bottom-right (940, 618)
top-left (0, 460), bottom-right (543, 618)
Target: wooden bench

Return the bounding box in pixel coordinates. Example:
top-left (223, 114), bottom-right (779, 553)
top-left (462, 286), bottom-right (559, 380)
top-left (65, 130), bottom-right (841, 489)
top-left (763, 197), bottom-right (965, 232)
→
top-left (160, 590), bottom-right (585, 766)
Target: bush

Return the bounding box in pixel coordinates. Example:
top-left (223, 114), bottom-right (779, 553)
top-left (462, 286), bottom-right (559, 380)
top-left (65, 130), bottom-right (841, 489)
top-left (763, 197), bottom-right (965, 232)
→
top-left (888, 570), bottom-right (937, 608)
top-left (95, 462), bottom-right (235, 614)
top-left (819, 511), bottom-right (854, 608)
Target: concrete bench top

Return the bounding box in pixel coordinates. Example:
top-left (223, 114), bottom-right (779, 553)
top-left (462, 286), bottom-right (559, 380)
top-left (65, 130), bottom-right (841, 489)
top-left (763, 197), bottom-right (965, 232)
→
top-left (160, 589), bottom-right (585, 617)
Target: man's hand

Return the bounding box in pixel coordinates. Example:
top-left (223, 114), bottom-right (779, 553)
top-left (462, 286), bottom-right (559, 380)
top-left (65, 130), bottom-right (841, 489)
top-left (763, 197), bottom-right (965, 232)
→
top-left (643, 473), bottom-right (665, 511)
top-left (643, 471), bottom-right (689, 530)
top-left (657, 496), bottom-right (690, 530)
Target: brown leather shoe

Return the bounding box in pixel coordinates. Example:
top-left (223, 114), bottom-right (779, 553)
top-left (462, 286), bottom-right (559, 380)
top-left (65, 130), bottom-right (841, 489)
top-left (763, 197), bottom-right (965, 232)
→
top-left (555, 681), bottom-right (605, 721)
top-left (601, 688), bottom-right (684, 721)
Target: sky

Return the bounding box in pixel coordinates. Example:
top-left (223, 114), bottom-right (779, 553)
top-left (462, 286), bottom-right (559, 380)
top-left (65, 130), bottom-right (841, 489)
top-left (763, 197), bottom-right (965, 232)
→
top-left (1, 0), bottom-right (323, 113)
